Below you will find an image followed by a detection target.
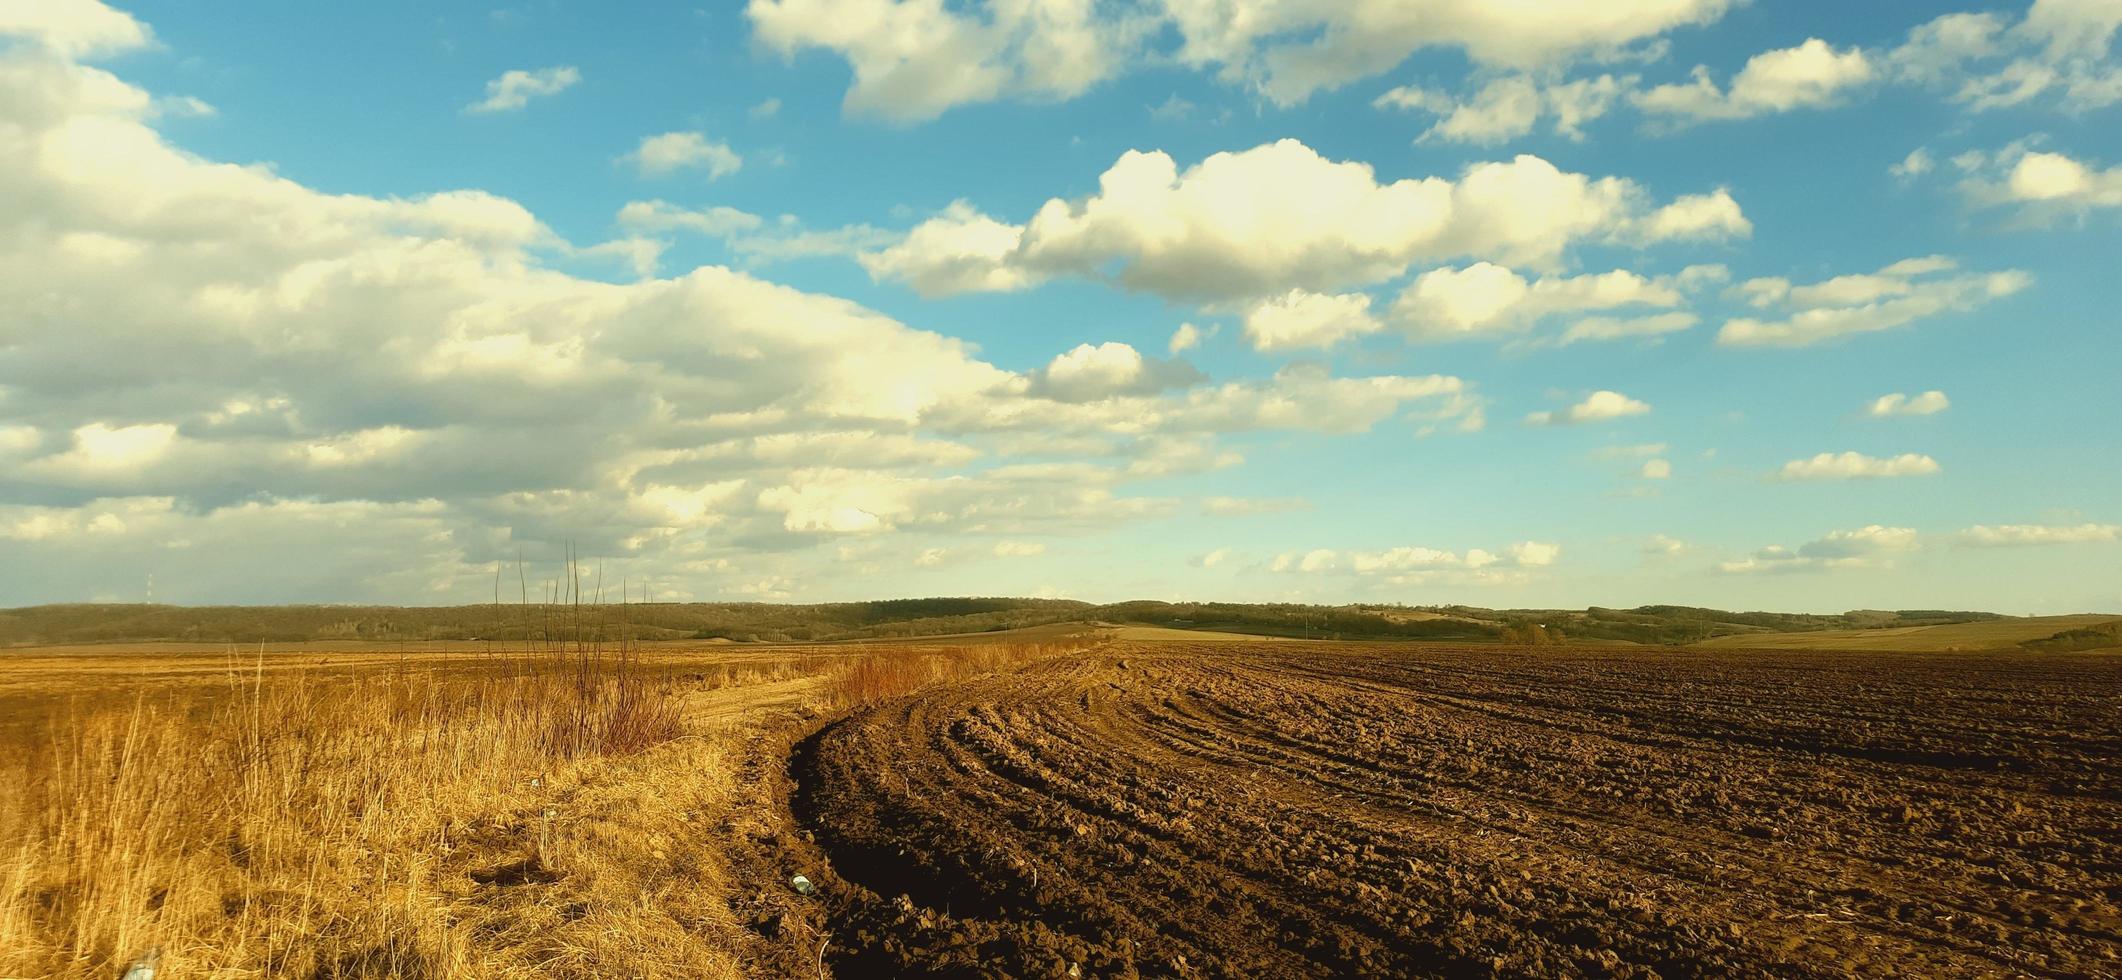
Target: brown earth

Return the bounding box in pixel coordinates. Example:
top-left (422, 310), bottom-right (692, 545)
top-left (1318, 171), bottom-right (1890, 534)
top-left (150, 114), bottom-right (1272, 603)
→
top-left (788, 641), bottom-right (2122, 978)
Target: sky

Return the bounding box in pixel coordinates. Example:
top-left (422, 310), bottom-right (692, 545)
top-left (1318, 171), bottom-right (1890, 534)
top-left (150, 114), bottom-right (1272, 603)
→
top-left (1, 0), bottom-right (2118, 613)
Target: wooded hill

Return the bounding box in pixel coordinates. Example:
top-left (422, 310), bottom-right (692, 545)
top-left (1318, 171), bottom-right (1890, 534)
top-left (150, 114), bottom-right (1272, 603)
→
top-left (0, 599), bottom-right (2028, 647)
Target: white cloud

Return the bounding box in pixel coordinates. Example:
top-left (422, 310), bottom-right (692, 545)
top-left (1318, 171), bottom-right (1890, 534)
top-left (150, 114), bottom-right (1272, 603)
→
top-left (1890, 148), bottom-right (1934, 180)
top-left (1644, 533), bottom-right (1686, 556)
top-left (1202, 496), bottom-right (1308, 516)
top-left (1194, 547), bottom-right (1233, 568)
top-left (1560, 311), bottom-right (1698, 344)
top-left (1029, 342), bottom-right (1203, 402)
top-left (1719, 256), bottom-right (2029, 347)
top-left (1636, 188), bottom-right (1751, 240)
top-left (1962, 149), bottom-right (2122, 220)
top-left (1526, 390), bottom-right (1651, 426)
top-left (0, 424), bottom-right (41, 455)
top-left (745, 0), bottom-right (1140, 122)
top-left (1390, 263), bottom-right (1690, 342)
top-left (1774, 452), bottom-right (1940, 481)
top-left (0, 40), bottom-right (1506, 603)
top-left (1167, 322), bottom-right (1207, 354)
top-left (19, 422), bottom-right (179, 486)
top-left (860, 200), bottom-right (1035, 295)
top-left (1400, 76), bottom-right (1539, 144)
top-left (616, 200), bottom-right (895, 266)
top-left (862, 141), bottom-right (1748, 304)
top-left (1719, 524), bottom-right (1919, 574)
top-left (467, 65), bottom-right (580, 113)
top-left (1270, 538), bottom-right (1561, 585)
top-left (1379, 73), bottom-right (1629, 144)
top-left (1639, 458), bottom-right (1672, 479)
top-left (626, 131), bottom-right (743, 179)
top-left (618, 200), bottom-right (762, 237)
top-left (993, 540), bottom-right (1046, 557)
top-left (1865, 390), bottom-right (1950, 417)
top-left (0, 0), bottom-right (151, 56)
top-left (1243, 289), bottom-right (1381, 352)
top-left (1888, 4), bottom-right (2122, 113)
top-left (750, 97), bottom-right (781, 118)
top-left (1956, 523), bottom-right (2121, 547)
top-left (749, 0), bottom-right (1731, 120)
top-left (1635, 38), bottom-right (1873, 122)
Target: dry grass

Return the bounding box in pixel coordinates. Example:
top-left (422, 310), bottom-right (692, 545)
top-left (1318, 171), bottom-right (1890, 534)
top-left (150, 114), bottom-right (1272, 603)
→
top-left (825, 639), bottom-right (1078, 709)
top-left (0, 633), bottom-right (813, 979)
top-left (0, 589), bottom-right (1090, 980)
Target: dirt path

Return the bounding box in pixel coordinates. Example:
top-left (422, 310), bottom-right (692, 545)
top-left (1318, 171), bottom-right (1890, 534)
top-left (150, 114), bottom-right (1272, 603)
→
top-left (788, 643), bottom-right (2122, 978)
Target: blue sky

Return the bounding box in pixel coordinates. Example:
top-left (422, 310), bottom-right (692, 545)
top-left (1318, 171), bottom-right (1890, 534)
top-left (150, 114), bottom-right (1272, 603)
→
top-left (1, 0), bottom-right (2118, 612)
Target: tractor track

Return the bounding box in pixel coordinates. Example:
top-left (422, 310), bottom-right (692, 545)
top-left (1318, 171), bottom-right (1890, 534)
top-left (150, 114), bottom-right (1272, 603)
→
top-left (788, 642), bottom-right (2122, 978)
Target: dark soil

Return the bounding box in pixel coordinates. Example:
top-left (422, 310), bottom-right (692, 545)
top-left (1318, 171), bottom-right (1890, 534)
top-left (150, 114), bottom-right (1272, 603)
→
top-left (791, 643), bottom-right (2122, 978)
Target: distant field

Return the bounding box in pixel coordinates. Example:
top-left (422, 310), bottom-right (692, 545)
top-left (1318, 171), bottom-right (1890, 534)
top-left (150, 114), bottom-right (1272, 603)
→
top-left (1693, 613), bottom-right (2121, 651)
top-left (1107, 624), bottom-right (1296, 642)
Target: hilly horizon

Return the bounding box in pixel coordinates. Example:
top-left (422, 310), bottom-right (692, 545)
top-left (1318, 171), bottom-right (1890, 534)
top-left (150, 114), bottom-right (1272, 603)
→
top-left (4, 0), bottom-right (2119, 976)
top-left (7, 598), bottom-right (2115, 649)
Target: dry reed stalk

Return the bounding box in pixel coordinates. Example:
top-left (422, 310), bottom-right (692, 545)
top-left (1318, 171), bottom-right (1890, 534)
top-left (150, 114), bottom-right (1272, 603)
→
top-left (0, 597), bottom-right (726, 979)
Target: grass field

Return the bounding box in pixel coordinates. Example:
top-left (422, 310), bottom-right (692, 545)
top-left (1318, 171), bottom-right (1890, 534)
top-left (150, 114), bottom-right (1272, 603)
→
top-left (0, 626), bottom-right (1077, 979)
top-left (5, 620), bottom-right (2117, 977)
top-left (1691, 613), bottom-right (2121, 651)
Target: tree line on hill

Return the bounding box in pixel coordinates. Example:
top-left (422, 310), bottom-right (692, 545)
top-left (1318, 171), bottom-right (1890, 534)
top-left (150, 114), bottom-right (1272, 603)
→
top-left (0, 599), bottom-right (2010, 647)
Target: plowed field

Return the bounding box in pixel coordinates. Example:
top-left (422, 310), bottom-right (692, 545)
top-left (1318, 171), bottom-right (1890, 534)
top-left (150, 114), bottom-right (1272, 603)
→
top-left (792, 642), bottom-right (2122, 978)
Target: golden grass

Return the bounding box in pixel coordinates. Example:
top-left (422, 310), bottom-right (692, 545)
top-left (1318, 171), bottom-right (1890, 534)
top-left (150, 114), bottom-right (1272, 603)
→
top-left (0, 639), bottom-right (810, 979)
top-left (0, 598), bottom-right (1089, 980)
top-left (825, 639), bottom-right (1076, 709)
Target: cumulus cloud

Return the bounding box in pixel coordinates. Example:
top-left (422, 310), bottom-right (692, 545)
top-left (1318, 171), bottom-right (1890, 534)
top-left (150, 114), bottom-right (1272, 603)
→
top-left (467, 65), bottom-right (580, 113)
top-left (1243, 289), bottom-right (1381, 352)
top-left (1028, 342), bottom-right (1204, 402)
top-left (1887, 3), bottom-right (2122, 112)
top-left (1956, 523), bottom-right (2120, 547)
top-left (1962, 148), bottom-right (2122, 221)
top-left (748, 0), bottom-right (1731, 120)
top-left (1270, 539), bottom-right (1561, 586)
top-left (1866, 390), bottom-right (1950, 417)
top-left (1635, 38), bottom-right (1874, 122)
top-left (616, 200), bottom-right (895, 268)
top-left (1890, 148), bottom-right (1934, 180)
top-left (0, 31), bottom-right (1492, 603)
top-left (1719, 524), bottom-right (1918, 574)
top-left (1718, 255), bottom-right (2030, 347)
top-left (1774, 452), bottom-right (1941, 481)
top-left (859, 200), bottom-right (1036, 295)
top-left (1193, 547), bottom-right (1232, 568)
top-left (1396, 0), bottom-right (2122, 143)
top-left (1639, 458), bottom-right (1672, 479)
top-left (1643, 533), bottom-right (1686, 556)
top-left (0, 0), bottom-right (152, 56)
top-left (1526, 391), bottom-right (1651, 426)
top-left (861, 141), bottom-right (1748, 304)
top-left (1166, 322), bottom-right (1208, 354)
top-left (1376, 74), bottom-right (1629, 144)
top-left (1389, 263), bottom-right (1693, 342)
top-left (745, 0), bottom-right (1143, 122)
top-left (626, 131), bottom-right (743, 179)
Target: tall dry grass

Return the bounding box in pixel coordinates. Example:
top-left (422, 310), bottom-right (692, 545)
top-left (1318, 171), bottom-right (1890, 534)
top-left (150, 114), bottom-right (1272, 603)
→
top-left (0, 621), bottom-right (751, 978)
top-left (826, 639), bottom-right (1074, 709)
